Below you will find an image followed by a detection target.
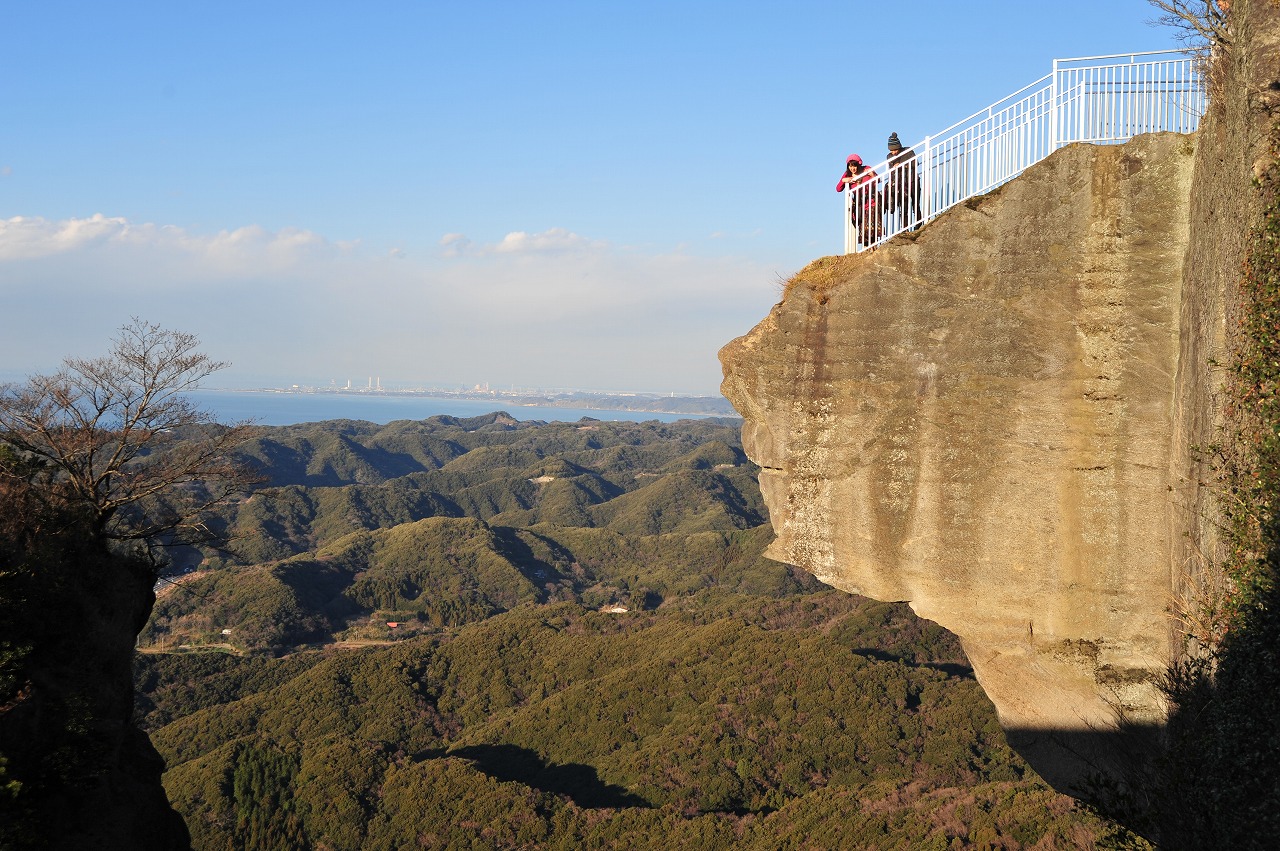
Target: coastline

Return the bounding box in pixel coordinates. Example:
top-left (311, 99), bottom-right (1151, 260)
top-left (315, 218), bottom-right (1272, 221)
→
top-left (187, 388), bottom-right (739, 427)
top-left (199, 386), bottom-right (738, 418)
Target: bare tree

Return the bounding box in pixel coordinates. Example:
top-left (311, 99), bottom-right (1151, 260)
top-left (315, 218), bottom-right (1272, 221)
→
top-left (1147, 0), bottom-right (1230, 49)
top-left (0, 319), bottom-right (261, 558)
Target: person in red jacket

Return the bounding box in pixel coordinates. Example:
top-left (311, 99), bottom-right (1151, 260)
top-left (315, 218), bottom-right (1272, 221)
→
top-left (837, 153), bottom-right (881, 247)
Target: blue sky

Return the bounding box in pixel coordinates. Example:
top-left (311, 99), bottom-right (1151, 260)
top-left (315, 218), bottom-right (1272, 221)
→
top-left (1, 1), bottom-right (1184, 395)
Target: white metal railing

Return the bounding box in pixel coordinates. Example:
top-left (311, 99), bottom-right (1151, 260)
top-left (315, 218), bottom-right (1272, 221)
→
top-left (843, 50), bottom-right (1206, 254)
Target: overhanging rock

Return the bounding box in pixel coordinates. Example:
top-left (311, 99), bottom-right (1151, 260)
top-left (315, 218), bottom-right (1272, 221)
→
top-left (721, 132), bottom-right (1197, 789)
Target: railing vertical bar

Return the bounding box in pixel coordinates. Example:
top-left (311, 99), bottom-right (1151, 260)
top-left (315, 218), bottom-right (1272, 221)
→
top-left (1136, 62), bottom-right (1143, 136)
top-left (844, 186), bottom-right (852, 255)
top-left (1050, 58), bottom-right (1060, 151)
top-left (1076, 75), bottom-right (1084, 144)
top-left (1152, 61), bottom-right (1162, 135)
top-left (1154, 60), bottom-right (1158, 130)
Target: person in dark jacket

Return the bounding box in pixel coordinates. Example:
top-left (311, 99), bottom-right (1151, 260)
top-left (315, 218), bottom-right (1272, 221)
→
top-left (884, 132), bottom-right (921, 231)
top-left (837, 153), bottom-right (881, 247)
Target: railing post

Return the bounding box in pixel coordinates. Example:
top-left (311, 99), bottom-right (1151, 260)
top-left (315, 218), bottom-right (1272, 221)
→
top-left (1050, 57), bottom-right (1060, 151)
top-left (844, 187), bottom-right (854, 254)
top-left (921, 135), bottom-right (932, 225)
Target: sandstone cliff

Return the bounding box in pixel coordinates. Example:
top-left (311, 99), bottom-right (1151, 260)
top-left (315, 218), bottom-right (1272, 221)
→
top-left (721, 132), bottom-right (1199, 787)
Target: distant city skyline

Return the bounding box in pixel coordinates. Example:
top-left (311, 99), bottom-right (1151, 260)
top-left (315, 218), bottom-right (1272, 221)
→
top-left (221, 378), bottom-right (721, 398)
top-left (1, 1), bottom-right (1186, 395)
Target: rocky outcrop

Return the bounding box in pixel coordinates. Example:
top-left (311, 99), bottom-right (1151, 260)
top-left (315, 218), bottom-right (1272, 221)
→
top-left (0, 516), bottom-right (192, 849)
top-left (721, 132), bottom-right (1199, 787)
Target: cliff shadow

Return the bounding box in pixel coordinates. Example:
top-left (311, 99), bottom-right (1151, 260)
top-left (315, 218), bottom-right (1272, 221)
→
top-left (489, 527), bottom-right (575, 601)
top-left (1003, 722), bottom-right (1163, 805)
top-left (449, 743), bottom-right (649, 809)
top-left (847, 646), bottom-right (974, 678)
top-left (1155, 552), bottom-right (1280, 848)
top-left (1015, 550), bottom-right (1280, 847)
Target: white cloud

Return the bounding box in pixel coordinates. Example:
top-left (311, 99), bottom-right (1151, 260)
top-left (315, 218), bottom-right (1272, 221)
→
top-left (0, 213), bottom-right (127, 259)
top-left (439, 227), bottom-right (602, 258)
top-left (438, 232), bottom-right (471, 258)
top-left (490, 227), bottom-right (599, 255)
top-left (0, 214), bottom-right (343, 271)
top-left (0, 215), bottom-right (783, 394)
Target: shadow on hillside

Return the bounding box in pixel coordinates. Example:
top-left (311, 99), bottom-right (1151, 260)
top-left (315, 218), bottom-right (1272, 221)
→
top-left (490, 527), bottom-right (575, 600)
top-left (996, 722), bottom-right (1172, 846)
top-left (922, 661), bottom-right (974, 678)
top-left (847, 647), bottom-right (974, 678)
top-left (449, 743), bottom-right (649, 809)
top-left (1002, 723), bottom-right (1163, 801)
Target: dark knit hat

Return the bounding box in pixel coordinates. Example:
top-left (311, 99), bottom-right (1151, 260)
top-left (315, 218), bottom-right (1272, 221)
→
top-left (887, 132), bottom-right (903, 150)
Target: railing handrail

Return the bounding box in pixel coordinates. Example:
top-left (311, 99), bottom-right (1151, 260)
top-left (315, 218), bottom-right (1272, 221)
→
top-left (843, 48), bottom-right (1204, 254)
top-left (925, 73), bottom-right (1053, 145)
top-left (1054, 48), bottom-right (1203, 64)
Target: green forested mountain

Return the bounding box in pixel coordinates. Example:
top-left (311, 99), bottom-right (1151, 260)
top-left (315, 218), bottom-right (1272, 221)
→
top-left (136, 414), bottom-right (1146, 848)
top-left (144, 415), bottom-right (782, 651)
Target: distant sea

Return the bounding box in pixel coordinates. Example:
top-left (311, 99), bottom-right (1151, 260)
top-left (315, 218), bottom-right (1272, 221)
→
top-left (187, 390), bottom-right (723, 427)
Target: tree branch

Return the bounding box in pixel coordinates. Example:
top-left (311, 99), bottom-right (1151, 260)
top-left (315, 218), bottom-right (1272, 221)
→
top-left (0, 318), bottom-right (262, 560)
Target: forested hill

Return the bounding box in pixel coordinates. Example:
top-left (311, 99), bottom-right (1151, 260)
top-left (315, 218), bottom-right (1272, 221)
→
top-left (146, 413), bottom-right (785, 651)
top-left (134, 414), bottom-right (1146, 848)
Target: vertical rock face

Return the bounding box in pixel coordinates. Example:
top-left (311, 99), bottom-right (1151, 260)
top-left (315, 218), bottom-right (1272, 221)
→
top-left (0, 535), bottom-right (192, 849)
top-left (721, 133), bottom-right (1197, 785)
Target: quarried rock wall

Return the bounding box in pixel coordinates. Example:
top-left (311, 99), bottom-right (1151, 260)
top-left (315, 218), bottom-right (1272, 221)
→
top-left (721, 133), bottom-right (1197, 786)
